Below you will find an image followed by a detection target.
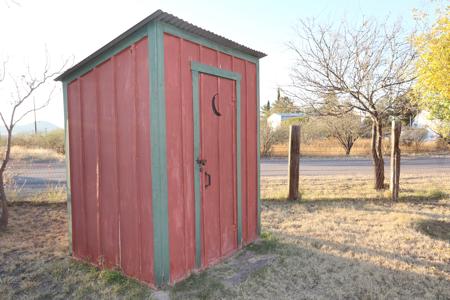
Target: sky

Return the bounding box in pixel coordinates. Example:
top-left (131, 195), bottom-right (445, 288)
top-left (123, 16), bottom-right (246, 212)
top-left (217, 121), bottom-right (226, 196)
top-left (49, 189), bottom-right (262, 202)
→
top-left (0, 0), bottom-right (440, 128)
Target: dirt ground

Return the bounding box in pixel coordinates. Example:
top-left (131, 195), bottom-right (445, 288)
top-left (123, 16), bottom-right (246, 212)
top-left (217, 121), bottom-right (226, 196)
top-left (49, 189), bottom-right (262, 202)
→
top-left (1, 174), bottom-right (449, 299)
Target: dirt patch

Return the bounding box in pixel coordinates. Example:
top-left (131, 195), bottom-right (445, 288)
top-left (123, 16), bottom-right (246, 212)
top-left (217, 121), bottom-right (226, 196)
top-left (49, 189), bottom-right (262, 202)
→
top-left (216, 251), bottom-right (277, 288)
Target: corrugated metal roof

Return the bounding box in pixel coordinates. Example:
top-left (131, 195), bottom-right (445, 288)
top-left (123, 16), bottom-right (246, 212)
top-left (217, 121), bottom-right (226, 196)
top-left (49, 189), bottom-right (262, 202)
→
top-left (56, 9), bottom-right (266, 81)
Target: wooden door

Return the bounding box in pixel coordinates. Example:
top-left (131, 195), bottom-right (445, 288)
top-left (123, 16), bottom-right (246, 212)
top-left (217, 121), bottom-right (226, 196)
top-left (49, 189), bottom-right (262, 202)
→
top-left (199, 73), bottom-right (237, 267)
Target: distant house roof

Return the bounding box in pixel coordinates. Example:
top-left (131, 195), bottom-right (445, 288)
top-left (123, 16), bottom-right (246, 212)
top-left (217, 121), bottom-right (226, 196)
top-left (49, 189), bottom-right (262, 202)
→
top-left (56, 9), bottom-right (266, 81)
top-left (269, 113), bottom-right (304, 119)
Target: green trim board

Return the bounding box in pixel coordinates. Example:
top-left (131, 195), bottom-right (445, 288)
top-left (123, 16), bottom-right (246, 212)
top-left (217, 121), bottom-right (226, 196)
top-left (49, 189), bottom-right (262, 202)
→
top-left (162, 23), bottom-right (259, 64)
top-left (61, 27), bottom-right (148, 84)
top-left (62, 82), bottom-right (73, 255)
top-left (236, 80), bottom-right (242, 244)
top-left (190, 61), bottom-right (242, 268)
top-left (147, 21), bottom-right (170, 286)
top-left (191, 71), bottom-right (202, 268)
top-left (191, 61), bottom-right (241, 81)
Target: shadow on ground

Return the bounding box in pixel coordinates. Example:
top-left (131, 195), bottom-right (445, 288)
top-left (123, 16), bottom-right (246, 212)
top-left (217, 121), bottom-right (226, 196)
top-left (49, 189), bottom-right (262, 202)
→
top-left (1, 198), bottom-right (449, 299)
top-left (415, 220), bottom-right (450, 242)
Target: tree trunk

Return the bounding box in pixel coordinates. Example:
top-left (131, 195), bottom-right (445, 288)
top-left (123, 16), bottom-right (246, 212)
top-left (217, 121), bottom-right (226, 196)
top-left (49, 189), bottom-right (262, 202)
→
top-left (0, 128), bottom-right (12, 230)
top-left (0, 172), bottom-right (8, 230)
top-left (371, 118), bottom-right (385, 190)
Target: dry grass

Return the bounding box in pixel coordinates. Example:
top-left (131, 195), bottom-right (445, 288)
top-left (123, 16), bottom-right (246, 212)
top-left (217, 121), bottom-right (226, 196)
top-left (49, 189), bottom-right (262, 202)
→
top-left (0, 204), bottom-right (152, 299)
top-left (261, 173), bottom-right (450, 202)
top-left (270, 138), bottom-right (450, 157)
top-left (3, 146), bottom-right (64, 162)
top-left (0, 174), bottom-right (449, 299)
top-left (5, 185), bottom-right (66, 204)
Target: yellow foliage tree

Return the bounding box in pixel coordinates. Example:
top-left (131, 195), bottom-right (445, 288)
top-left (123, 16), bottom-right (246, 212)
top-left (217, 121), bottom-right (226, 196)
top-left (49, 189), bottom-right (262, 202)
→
top-left (414, 8), bottom-right (450, 122)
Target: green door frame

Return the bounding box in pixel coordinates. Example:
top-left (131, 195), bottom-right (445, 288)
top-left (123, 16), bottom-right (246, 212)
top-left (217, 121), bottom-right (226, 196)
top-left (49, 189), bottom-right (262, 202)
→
top-left (191, 61), bottom-right (242, 268)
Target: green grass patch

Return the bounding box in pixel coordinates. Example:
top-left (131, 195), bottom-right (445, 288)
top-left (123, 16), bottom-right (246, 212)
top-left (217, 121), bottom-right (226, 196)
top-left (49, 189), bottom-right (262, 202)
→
top-left (171, 272), bottom-right (231, 299)
top-left (47, 259), bottom-right (152, 298)
top-left (246, 231), bottom-right (280, 254)
top-left (99, 269), bottom-right (128, 285)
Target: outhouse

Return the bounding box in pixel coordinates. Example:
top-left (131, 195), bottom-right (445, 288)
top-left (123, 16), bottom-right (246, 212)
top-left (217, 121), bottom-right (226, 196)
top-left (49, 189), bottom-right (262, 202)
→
top-left (56, 9), bottom-right (265, 287)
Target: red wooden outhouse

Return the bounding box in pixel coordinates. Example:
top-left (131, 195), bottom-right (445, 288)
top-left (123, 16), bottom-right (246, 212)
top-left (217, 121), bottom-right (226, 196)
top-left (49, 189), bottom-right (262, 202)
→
top-left (56, 10), bottom-right (265, 287)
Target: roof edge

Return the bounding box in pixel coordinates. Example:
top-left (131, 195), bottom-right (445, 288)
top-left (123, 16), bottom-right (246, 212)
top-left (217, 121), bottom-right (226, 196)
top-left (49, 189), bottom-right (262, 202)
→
top-left (56, 9), bottom-right (266, 82)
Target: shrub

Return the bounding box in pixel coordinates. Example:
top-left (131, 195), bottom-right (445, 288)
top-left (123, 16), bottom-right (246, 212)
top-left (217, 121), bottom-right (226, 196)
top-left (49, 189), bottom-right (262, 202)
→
top-left (260, 121), bottom-right (290, 157)
top-left (8, 129), bottom-right (65, 154)
top-left (400, 127), bottom-right (429, 151)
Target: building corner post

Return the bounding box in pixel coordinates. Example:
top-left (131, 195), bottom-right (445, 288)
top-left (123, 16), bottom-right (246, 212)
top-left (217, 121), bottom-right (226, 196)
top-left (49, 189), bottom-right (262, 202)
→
top-left (256, 60), bottom-right (261, 236)
top-left (147, 21), bottom-right (170, 287)
top-left (62, 81), bottom-right (73, 255)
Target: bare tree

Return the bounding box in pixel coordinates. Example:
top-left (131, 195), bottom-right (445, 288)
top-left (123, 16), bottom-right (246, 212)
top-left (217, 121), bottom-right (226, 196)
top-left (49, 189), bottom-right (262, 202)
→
top-left (324, 113), bottom-right (364, 156)
top-left (288, 18), bottom-right (416, 189)
top-left (0, 58), bottom-right (65, 229)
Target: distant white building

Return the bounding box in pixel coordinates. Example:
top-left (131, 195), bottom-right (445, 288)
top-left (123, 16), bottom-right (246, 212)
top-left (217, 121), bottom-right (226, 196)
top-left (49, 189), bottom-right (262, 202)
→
top-left (267, 113), bottom-right (304, 129)
top-left (411, 111), bottom-right (442, 140)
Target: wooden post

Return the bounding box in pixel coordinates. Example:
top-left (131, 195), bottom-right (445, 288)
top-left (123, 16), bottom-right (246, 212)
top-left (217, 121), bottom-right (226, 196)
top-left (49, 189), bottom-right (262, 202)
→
top-left (390, 120), bottom-right (401, 201)
top-left (288, 125), bottom-right (301, 200)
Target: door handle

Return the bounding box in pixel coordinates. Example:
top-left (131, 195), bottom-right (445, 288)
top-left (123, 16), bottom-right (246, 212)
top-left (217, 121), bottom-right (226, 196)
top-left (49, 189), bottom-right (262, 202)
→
top-left (211, 93), bottom-right (221, 116)
top-left (205, 172), bottom-right (211, 188)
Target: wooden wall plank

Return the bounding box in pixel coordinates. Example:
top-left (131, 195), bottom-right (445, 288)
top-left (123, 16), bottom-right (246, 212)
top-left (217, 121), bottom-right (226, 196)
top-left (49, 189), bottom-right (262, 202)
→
top-left (80, 71), bottom-right (100, 262)
top-left (97, 59), bottom-right (120, 267)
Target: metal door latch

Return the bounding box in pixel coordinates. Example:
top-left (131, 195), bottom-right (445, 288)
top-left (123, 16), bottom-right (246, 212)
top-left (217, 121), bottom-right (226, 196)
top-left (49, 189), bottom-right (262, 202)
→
top-left (196, 158), bottom-right (207, 171)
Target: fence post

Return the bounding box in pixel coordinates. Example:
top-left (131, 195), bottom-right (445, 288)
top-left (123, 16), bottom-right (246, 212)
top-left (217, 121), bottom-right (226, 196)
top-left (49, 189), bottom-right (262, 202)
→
top-left (390, 120), bottom-right (401, 201)
top-left (288, 125), bottom-right (301, 200)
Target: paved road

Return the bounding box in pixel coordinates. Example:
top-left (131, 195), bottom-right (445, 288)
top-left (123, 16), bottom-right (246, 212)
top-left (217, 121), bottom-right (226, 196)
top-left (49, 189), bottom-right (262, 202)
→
top-left (6, 156), bottom-right (450, 195)
top-left (8, 160), bottom-right (66, 196)
top-left (261, 156), bottom-right (450, 177)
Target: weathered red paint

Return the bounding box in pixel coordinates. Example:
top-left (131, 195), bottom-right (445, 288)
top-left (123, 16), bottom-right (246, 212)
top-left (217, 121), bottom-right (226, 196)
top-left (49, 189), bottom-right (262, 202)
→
top-left (68, 79), bottom-right (87, 259)
top-left (66, 23), bottom-right (260, 286)
top-left (200, 73), bottom-right (237, 266)
top-left (163, 33), bottom-right (259, 282)
top-left (97, 59), bottom-right (120, 267)
top-left (67, 37), bottom-right (154, 285)
top-left (232, 57), bottom-right (248, 243)
top-left (246, 61), bottom-right (258, 242)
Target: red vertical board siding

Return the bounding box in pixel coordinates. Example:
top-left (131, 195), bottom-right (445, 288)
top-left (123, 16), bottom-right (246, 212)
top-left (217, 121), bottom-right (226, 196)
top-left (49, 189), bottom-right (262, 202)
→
top-left (245, 61), bottom-right (258, 242)
top-left (199, 47), bottom-right (222, 267)
top-left (67, 80), bottom-right (88, 259)
top-left (164, 32), bottom-right (259, 281)
top-left (96, 59), bottom-right (120, 268)
top-left (200, 46), bottom-right (217, 66)
top-left (164, 34), bottom-right (187, 282)
top-left (200, 74), bottom-right (221, 266)
top-left (67, 37), bottom-right (153, 284)
top-left (135, 38), bottom-right (154, 284)
top-left (115, 47), bottom-right (140, 277)
top-left (232, 58), bottom-right (248, 243)
top-left (80, 71), bottom-right (100, 263)
top-left (217, 53), bottom-right (237, 256)
top-left (180, 40), bottom-right (199, 274)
